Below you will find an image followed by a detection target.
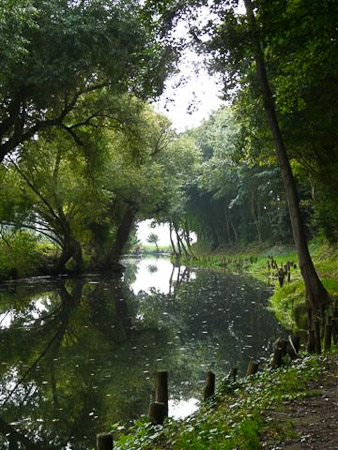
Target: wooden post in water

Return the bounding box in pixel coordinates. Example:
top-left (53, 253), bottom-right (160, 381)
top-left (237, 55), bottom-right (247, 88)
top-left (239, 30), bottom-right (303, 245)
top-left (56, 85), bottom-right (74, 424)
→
top-left (203, 371), bottom-right (215, 401)
top-left (324, 317), bottom-right (332, 352)
top-left (148, 401), bottom-right (166, 425)
top-left (155, 371), bottom-right (168, 418)
top-left (307, 329), bottom-right (316, 353)
top-left (246, 361), bottom-right (259, 376)
top-left (96, 433), bottom-right (113, 450)
top-left (314, 319), bottom-right (321, 354)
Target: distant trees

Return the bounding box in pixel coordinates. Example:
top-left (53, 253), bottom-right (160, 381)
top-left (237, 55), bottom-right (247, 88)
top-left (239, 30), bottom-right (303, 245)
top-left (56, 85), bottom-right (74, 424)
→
top-left (147, 232), bottom-right (159, 252)
top-left (145, 0), bottom-right (337, 313)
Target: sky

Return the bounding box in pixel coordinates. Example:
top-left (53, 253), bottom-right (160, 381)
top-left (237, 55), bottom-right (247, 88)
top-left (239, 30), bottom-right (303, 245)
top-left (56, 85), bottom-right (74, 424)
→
top-left (154, 50), bottom-right (224, 132)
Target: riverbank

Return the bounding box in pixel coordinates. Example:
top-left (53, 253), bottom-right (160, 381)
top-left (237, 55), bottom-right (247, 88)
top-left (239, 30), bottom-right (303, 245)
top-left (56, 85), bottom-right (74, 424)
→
top-left (178, 239), bottom-right (338, 329)
top-left (112, 352), bottom-right (338, 449)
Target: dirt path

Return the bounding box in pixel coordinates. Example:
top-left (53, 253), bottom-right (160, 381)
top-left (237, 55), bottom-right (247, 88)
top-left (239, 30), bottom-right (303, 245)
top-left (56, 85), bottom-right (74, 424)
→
top-left (262, 357), bottom-right (338, 449)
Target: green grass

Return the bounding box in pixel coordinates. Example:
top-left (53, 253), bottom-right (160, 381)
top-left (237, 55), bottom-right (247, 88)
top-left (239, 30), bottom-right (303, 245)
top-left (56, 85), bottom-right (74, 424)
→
top-left (112, 354), bottom-right (336, 450)
top-left (181, 239), bottom-right (338, 329)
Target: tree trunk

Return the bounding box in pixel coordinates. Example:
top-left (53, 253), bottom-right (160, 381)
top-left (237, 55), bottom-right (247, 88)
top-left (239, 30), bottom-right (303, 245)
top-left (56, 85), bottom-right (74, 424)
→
top-left (244, 0), bottom-right (329, 314)
top-left (183, 221), bottom-right (195, 257)
top-left (251, 192), bottom-right (262, 242)
top-left (169, 221), bottom-right (179, 256)
top-left (105, 205), bottom-right (137, 269)
top-left (173, 223), bottom-right (182, 256)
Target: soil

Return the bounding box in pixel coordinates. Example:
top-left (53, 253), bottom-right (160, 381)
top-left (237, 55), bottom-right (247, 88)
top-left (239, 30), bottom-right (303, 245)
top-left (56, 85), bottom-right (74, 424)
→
top-left (261, 356), bottom-right (338, 449)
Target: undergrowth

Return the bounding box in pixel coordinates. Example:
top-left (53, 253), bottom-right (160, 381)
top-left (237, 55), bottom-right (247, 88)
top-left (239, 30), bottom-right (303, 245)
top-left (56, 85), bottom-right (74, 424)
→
top-left (112, 354), bottom-right (335, 450)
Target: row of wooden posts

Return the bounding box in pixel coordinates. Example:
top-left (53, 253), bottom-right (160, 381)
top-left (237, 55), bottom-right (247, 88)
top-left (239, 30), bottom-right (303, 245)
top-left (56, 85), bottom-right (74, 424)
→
top-left (95, 359), bottom-right (266, 449)
top-left (307, 315), bottom-right (338, 353)
top-left (183, 254), bottom-right (259, 266)
top-left (96, 326), bottom-right (336, 449)
top-left (267, 257), bottom-right (296, 287)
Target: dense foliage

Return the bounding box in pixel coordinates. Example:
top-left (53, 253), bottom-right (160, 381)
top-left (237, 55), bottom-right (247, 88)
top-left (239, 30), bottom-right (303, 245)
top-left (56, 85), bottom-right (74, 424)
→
top-left (1, 0), bottom-right (338, 282)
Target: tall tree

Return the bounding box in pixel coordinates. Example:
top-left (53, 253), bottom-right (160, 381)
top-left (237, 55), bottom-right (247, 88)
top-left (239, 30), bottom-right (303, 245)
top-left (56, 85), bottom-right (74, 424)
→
top-left (145, 0), bottom-right (331, 314)
top-left (242, 0), bottom-right (329, 314)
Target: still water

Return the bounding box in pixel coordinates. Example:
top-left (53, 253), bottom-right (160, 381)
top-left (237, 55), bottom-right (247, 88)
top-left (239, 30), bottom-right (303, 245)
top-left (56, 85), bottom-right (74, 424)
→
top-left (0, 257), bottom-right (284, 449)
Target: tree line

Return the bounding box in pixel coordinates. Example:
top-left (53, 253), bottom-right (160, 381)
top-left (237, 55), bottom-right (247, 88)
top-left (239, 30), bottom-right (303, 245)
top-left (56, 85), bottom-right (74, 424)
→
top-left (1, 0), bottom-right (338, 316)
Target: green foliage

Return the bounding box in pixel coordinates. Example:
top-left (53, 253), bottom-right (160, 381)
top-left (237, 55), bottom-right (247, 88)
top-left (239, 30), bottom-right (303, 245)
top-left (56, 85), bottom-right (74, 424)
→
top-left (0, 0), bottom-right (176, 161)
top-left (113, 355), bottom-right (331, 449)
top-left (146, 232), bottom-right (159, 250)
top-left (170, 107), bottom-right (294, 251)
top-left (0, 229), bottom-right (41, 279)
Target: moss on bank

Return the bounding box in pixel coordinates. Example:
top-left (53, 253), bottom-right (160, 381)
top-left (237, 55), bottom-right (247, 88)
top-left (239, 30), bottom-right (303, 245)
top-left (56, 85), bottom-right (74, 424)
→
top-left (112, 353), bottom-right (338, 449)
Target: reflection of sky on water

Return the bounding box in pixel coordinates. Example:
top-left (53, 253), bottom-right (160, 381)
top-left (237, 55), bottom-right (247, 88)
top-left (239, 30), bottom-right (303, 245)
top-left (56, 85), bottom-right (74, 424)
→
top-left (125, 257), bottom-right (196, 295)
top-left (169, 397), bottom-right (199, 419)
top-left (0, 258), bottom-right (284, 447)
top-left (0, 298), bottom-right (51, 329)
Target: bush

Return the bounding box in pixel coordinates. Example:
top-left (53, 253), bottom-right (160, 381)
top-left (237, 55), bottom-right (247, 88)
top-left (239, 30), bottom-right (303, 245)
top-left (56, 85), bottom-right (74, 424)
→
top-left (0, 230), bottom-right (42, 280)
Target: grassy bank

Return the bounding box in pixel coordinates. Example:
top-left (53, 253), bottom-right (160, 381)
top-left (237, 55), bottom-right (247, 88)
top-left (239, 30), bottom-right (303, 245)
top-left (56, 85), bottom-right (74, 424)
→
top-left (112, 352), bottom-right (338, 449)
top-left (179, 239), bottom-right (338, 329)
top-left (104, 240), bottom-right (338, 448)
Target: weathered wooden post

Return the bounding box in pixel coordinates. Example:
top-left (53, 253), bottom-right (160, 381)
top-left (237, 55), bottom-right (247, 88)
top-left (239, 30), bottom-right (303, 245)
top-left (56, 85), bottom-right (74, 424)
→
top-left (314, 319), bottom-right (321, 354)
top-left (148, 401), bottom-right (167, 425)
top-left (155, 371), bottom-right (168, 418)
top-left (272, 341), bottom-right (283, 368)
top-left (324, 317), bottom-right (332, 352)
top-left (332, 318), bottom-right (338, 345)
top-left (203, 371), bottom-right (215, 401)
top-left (228, 367), bottom-right (238, 382)
top-left (246, 360), bottom-right (259, 376)
top-left (272, 347), bottom-right (282, 368)
top-left (278, 270), bottom-right (284, 287)
top-left (96, 433), bottom-right (113, 450)
top-left (307, 329), bottom-right (316, 353)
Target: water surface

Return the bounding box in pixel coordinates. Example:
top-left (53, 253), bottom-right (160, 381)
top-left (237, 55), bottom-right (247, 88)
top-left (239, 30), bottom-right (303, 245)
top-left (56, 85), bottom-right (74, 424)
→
top-left (0, 257), bottom-right (283, 449)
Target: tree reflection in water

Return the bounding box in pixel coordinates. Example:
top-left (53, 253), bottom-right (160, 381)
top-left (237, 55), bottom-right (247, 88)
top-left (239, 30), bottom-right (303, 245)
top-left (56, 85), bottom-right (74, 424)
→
top-left (0, 258), bottom-right (284, 448)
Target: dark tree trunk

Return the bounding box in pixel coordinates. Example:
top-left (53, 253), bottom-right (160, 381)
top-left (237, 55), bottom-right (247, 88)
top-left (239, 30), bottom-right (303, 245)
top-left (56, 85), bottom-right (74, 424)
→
top-left (244, 0), bottom-right (329, 314)
top-left (173, 223), bottom-right (182, 256)
top-left (105, 205), bottom-right (137, 270)
top-left (169, 221), bottom-right (179, 256)
top-left (228, 209), bottom-right (238, 243)
top-left (183, 221), bottom-right (195, 257)
top-left (53, 237), bottom-right (83, 274)
top-left (251, 192), bottom-right (262, 242)
top-left (177, 229), bottom-right (189, 256)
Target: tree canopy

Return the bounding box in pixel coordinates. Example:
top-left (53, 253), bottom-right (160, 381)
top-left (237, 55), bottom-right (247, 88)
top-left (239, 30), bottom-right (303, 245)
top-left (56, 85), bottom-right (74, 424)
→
top-left (0, 0), bottom-right (176, 161)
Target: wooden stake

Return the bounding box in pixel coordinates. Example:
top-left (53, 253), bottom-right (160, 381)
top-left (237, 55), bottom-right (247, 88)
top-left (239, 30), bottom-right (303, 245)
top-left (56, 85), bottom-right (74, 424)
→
top-left (203, 371), bottom-right (215, 401)
top-left (155, 371), bottom-right (168, 417)
top-left (228, 367), bottom-right (238, 382)
top-left (331, 318), bottom-right (338, 345)
top-left (148, 402), bottom-right (166, 425)
top-left (307, 329), bottom-right (315, 354)
top-left (246, 361), bottom-right (259, 376)
top-left (96, 433), bottom-right (113, 450)
top-left (324, 320), bottom-right (332, 352)
top-left (314, 319), bottom-right (321, 354)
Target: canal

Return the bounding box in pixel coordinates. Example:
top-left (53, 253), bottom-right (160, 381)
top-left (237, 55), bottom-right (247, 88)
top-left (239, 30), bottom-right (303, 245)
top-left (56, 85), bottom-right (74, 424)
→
top-left (0, 256), bottom-right (284, 449)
